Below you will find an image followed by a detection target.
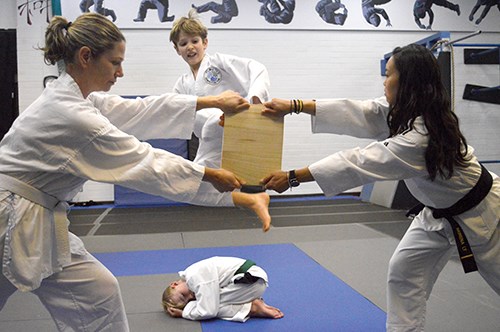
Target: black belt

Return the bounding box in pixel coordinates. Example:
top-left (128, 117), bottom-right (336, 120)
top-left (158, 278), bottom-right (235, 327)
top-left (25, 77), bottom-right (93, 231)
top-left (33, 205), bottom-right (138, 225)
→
top-left (234, 259), bottom-right (259, 284)
top-left (406, 164), bottom-right (493, 273)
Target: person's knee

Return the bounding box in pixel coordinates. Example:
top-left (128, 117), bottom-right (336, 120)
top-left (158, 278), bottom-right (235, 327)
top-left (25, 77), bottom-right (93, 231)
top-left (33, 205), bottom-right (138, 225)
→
top-left (253, 279), bottom-right (267, 298)
top-left (86, 272), bottom-right (126, 328)
top-left (82, 260), bottom-right (123, 307)
top-left (96, 270), bottom-right (121, 299)
top-left (80, 272), bottom-right (126, 330)
top-left (387, 250), bottom-right (408, 287)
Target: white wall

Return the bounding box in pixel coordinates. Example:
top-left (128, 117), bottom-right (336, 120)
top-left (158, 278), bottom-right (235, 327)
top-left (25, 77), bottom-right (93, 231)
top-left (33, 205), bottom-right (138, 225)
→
top-left (0, 0), bottom-right (16, 28)
top-left (5, 0), bottom-right (500, 201)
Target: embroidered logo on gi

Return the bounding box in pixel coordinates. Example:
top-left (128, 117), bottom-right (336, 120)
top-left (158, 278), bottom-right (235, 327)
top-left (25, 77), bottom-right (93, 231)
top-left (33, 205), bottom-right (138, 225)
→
top-left (204, 66), bottom-right (222, 85)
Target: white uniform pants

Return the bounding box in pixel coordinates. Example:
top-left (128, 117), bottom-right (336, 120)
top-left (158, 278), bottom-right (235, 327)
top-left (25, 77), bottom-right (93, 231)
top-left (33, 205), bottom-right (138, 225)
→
top-left (0, 252), bottom-right (129, 332)
top-left (386, 219), bottom-right (500, 332)
top-left (218, 278), bottom-right (267, 322)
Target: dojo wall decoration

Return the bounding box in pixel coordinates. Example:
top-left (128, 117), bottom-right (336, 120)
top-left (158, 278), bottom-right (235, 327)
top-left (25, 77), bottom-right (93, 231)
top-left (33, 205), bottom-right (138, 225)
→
top-left (17, 0), bottom-right (52, 25)
top-left (56, 0), bottom-right (499, 31)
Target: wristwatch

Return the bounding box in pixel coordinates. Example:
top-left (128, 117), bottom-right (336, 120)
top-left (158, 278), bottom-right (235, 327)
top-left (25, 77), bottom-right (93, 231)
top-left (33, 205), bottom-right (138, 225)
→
top-left (288, 170), bottom-right (300, 188)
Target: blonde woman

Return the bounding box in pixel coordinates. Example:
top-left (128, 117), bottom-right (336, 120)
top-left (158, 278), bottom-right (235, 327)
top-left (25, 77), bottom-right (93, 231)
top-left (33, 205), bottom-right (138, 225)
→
top-left (0, 12), bottom-right (259, 331)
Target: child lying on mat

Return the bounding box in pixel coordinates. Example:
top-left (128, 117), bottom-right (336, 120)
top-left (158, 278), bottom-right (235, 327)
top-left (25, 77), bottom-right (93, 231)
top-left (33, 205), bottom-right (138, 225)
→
top-left (162, 256), bottom-right (284, 322)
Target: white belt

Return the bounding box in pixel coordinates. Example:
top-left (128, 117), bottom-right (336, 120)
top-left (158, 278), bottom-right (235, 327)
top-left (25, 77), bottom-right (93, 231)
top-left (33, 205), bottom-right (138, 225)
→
top-left (0, 173), bottom-right (70, 267)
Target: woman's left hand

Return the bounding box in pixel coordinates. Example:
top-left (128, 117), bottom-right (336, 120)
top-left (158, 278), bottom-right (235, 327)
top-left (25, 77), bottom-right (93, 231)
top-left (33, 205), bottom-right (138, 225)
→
top-left (217, 90), bottom-right (250, 114)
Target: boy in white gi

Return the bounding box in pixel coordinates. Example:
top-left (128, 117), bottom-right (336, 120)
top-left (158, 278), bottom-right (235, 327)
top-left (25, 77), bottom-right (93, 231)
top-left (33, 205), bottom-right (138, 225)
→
top-left (169, 10), bottom-right (272, 231)
top-left (162, 256), bottom-right (284, 322)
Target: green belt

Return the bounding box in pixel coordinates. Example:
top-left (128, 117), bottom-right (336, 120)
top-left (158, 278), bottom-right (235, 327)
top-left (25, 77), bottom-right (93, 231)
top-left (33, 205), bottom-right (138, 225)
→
top-left (235, 259), bottom-right (256, 275)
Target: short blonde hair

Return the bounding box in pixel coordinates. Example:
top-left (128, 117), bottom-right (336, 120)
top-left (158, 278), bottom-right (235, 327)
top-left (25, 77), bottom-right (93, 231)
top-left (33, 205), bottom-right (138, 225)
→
top-left (42, 12), bottom-right (125, 65)
top-left (169, 9), bottom-right (208, 46)
top-left (161, 285), bottom-right (187, 315)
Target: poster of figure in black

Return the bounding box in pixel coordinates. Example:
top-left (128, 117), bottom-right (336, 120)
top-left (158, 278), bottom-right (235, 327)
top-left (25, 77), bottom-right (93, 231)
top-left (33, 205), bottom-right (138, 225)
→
top-left (59, 0), bottom-right (500, 31)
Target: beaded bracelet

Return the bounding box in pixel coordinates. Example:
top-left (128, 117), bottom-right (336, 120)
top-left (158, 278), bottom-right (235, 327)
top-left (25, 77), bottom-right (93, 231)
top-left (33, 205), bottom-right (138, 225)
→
top-left (289, 99), bottom-right (304, 114)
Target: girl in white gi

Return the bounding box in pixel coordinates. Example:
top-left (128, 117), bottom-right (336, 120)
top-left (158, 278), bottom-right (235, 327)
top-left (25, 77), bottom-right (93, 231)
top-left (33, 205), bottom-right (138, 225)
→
top-left (162, 256), bottom-right (284, 321)
top-left (169, 10), bottom-right (272, 229)
top-left (0, 13), bottom-right (269, 332)
top-left (260, 44), bottom-right (499, 331)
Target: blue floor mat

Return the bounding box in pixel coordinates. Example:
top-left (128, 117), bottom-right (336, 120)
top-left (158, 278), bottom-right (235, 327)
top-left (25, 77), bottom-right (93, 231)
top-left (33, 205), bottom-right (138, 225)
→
top-left (94, 244), bottom-right (386, 332)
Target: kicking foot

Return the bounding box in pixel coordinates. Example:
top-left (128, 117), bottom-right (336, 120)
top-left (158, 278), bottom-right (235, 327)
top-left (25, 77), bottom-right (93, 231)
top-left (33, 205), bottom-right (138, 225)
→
top-left (250, 299), bottom-right (284, 319)
top-left (232, 192), bottom-right (271, 232)
top-left (162, 15), bottom-right (175, 22)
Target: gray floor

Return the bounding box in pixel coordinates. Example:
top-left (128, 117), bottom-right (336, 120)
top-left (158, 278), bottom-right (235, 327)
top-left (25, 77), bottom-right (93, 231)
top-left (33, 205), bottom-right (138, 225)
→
top-left (0, 196), bottom-right (498, 331)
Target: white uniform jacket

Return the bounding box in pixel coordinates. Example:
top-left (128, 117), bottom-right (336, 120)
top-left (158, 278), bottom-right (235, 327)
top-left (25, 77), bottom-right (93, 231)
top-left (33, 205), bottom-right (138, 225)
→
top-left (173, 53), bottom-right (271, 168)
top-left (309, 97), bottom-right (500, 245)
top-left (180, 256), bottom-right (268, 322)
top-left (0, 72), bottom-right (205, 291)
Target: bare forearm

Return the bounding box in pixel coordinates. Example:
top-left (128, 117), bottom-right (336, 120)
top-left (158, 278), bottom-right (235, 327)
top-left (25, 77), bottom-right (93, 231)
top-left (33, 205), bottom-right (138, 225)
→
top-left (196, 95), bottom-right (221, 111)
top-left (262, 98), bottom-right (316, 117)
top-left (295, 167), bottom-right (315, 183)
top-left (260, 167), bottom-right (315, 193)
top-left (196, 91), bottom-right (249, 113)
top-left (300, 100), bottom-right (316, 116)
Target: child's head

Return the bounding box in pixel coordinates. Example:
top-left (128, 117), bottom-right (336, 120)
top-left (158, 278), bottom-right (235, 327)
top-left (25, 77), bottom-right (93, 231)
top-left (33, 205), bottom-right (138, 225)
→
top-left (162, 279), bottom-right (195, 314)
top-left (170, 9), bottom-right (208, 48)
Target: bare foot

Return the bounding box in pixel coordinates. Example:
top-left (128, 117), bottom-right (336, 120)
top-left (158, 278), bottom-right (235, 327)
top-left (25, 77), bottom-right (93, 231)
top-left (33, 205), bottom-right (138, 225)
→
top-left (232, 192), bottom-right (271, 232)
top-left (250, 299), bottom-right (284, 319)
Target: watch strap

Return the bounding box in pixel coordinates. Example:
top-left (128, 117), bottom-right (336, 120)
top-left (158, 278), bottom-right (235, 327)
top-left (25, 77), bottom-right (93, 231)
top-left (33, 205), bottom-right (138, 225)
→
top-left (288, 170), bottom-right (300, 187)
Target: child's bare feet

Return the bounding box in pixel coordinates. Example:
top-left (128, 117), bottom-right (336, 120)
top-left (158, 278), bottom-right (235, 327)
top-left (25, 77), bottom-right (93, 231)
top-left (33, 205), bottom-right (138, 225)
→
top-left (232, 192), bottom-right (271, 232)
top-left (249, 299), bottom-right (284, 319)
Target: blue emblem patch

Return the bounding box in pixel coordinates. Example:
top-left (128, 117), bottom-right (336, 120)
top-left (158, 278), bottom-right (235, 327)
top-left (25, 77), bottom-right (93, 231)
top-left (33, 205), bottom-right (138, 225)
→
top-left (204, 66), bottom-right (222, 85)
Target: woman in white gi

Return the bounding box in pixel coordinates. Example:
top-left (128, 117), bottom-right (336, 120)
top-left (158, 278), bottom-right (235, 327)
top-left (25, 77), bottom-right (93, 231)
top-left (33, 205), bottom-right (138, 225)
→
top-left (162, 256), bottom-right (284, 321)
top-left (0, 13), bottom-right (265, 331)
top-left (260, 44), bottom-right (499, 331)
top-left (169, 10), bottom-right (272, 228)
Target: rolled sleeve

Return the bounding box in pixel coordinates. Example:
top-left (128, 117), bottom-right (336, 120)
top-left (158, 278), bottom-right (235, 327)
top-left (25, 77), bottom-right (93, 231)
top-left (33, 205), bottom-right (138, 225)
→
top-left (312, 97), bottom-right (390, 140)
top-left (66, 124), bottom-right (204, 204)
top-left (89, 92), bottom-right (198, 140)
top-left (310, 134), bottom-right (426, 197)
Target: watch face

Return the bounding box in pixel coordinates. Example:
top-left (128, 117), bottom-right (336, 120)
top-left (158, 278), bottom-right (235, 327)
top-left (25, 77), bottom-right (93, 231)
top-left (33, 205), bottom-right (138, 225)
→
top-left (289, 170), bottom-right (300, 187)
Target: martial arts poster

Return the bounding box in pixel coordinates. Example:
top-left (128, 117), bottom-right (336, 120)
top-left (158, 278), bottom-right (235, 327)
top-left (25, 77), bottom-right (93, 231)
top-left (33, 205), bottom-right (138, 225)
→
top-left (58, 1), bottom-right (499, 32)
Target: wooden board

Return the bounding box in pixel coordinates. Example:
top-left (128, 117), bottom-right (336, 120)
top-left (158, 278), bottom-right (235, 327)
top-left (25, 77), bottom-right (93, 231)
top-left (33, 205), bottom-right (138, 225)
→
top-left (221, 104), bottom-right (284, 186)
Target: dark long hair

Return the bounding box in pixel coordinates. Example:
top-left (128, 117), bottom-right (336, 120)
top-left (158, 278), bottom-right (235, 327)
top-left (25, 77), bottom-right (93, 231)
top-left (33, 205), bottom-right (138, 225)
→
top-left (387, 44), bottom-right (469, 180)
